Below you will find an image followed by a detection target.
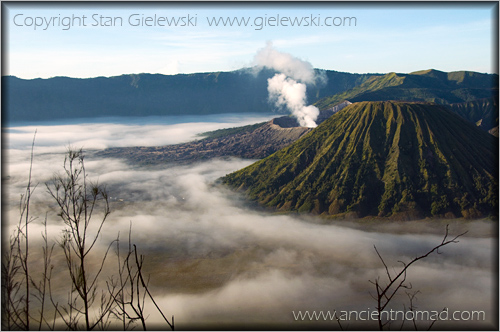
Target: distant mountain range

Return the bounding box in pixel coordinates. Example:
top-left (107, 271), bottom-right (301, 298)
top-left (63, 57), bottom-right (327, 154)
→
top-left (315, 69), bottom-right (497, 108)
top-left (3, 68), bottom-right (498, 129)
top-left (2, 69), bottom-right (374, 123)
top-left (222, 101), bottom-right (498, 219)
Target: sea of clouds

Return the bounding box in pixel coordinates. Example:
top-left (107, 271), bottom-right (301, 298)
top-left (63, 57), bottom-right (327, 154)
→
top-left (3, 114), bottom-right (496, 330)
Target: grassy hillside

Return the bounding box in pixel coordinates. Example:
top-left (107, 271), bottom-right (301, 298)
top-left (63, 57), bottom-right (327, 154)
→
top-left (223, 101), bottom-right (498, 219)
top-left (314, 70), bottom-right (498, 110)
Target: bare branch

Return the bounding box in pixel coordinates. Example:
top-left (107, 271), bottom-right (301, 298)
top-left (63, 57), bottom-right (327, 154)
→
top-left (370, 225), bottom-right (467, 330)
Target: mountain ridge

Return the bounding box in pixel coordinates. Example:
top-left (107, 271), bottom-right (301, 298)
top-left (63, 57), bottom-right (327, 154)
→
top-left (4, 68), bottom-right (497, 124)
top-left (2, 68), bottom-right (376, 123)
top-left (314, 70), bottom-right (498, 113)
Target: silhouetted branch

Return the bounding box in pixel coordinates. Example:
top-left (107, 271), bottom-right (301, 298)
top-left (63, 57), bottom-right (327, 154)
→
top-left (134, 244), bottom-right (174, 330)
top-left (370, 225), bottom-right (467, 330)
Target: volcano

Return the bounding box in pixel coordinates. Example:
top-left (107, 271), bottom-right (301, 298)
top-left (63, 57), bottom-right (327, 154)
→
top-left (222, 101), bottom-right (498, 219)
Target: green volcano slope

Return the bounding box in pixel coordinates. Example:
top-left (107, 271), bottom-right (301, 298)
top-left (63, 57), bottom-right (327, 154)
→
top-left (222, 101), bottom-right (498, 219)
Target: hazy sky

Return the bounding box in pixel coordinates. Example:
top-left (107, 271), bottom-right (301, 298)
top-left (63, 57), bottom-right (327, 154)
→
top-left (3, 2), bottom-right (497, 79)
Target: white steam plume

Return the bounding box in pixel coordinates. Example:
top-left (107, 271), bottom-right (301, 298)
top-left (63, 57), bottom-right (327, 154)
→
top-left (254, 42), bottom-right (316, 83)
top-left (254, 42), bottom-right (323, 127)
top-left (267, 74), bottom-right (319, 128)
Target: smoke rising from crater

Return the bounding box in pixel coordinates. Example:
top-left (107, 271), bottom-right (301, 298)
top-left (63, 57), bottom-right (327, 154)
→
top-left (267, 73), bottom-right (320, 128)
top-left (254, 42), bottom-right (322, 128)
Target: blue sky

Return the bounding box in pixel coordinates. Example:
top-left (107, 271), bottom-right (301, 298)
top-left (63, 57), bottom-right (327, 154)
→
top-left (3, 2), bottom-right (497, 79)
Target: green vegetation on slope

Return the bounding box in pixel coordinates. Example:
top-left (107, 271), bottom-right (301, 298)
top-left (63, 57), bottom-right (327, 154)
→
top-left (222, 101), bottom-right (498, 219)
top-left (314, 70), bottom-right (498, 110)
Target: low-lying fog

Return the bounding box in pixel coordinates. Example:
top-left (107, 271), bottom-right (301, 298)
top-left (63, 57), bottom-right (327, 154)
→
top-left (3, 114), bottom-right (497, 330)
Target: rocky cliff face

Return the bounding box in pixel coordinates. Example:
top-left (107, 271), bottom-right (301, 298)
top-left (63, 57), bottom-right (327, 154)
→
top-left (445, 97), bottom-right (498, 131)
top-left (315, 100), bottom-right (352, 123)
